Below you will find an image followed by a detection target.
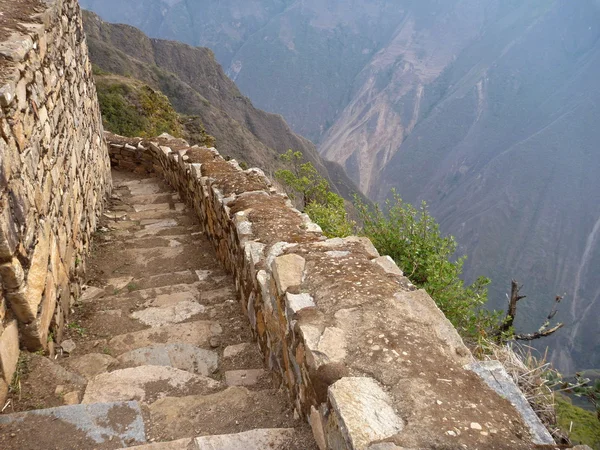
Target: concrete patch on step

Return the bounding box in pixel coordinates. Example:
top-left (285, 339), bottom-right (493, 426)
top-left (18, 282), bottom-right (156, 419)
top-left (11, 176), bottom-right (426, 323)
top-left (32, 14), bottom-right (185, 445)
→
top-left (118, 343), bottom-right (218, 375)
top-left (82, 366), bottom-right (220, 404)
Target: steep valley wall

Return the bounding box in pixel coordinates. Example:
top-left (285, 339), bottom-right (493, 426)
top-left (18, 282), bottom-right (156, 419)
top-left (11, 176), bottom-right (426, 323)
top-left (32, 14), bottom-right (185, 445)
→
top-left (0, 0), bottom-right (111, 402)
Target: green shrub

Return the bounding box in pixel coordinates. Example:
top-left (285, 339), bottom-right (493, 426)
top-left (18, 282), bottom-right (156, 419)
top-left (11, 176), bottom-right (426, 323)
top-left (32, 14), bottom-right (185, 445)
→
top-left (355, 191), bottom-right (503, 340)
top-left (96, 76), bottom-right (182, 138)
top-left (275, 150), bottom-right (355, 238)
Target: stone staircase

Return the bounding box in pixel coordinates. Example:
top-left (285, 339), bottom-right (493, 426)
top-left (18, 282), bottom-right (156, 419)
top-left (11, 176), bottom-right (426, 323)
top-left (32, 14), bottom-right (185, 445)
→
top-left (0, 170), bottom-right (317, 450)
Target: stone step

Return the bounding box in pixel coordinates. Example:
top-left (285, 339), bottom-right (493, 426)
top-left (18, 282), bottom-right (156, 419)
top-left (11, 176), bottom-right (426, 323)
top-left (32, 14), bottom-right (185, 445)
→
top-left (117, 343), bottom-right (218, 376)
top-left (116, 177), bottom-right (162, 187)
top-left (82, 365), bottom-right (221, 404)
top-left (129, 192), bottom-right (180, 204)
top-left (0, 401), bottom-right (146, 449)
top-left (123, 429), bottom-right (308, 450)
top-left (129, 209), bottom-right (187, 221)
top-left (127, 183), bottom-right (171, 196)
top-left (108, 321), bottom-right (222, 355)
top-left (132, 202), bottom-right (185, 213)
top-left (131, 300), bottom-right (206, 327)
top-left (102, 246), bottom-right (208, 276)
top-left (146, 386), bottom-right (300, 442)
top-left (119, 235), bottom-right (204, 250)
top-left (134, 223), bottom-right (200, 238)
top-left (194, 428), bottom-right (299, 450)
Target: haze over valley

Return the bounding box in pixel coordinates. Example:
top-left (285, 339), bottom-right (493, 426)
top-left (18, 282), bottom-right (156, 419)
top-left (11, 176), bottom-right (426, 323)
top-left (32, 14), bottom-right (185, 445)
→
top-left (81, 0), bottom-right (600, 374)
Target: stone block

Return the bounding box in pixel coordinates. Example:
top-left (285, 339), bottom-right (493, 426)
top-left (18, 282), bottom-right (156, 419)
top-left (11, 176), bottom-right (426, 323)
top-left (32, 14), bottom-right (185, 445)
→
top-left (310, 406), bottom-right (327, 450)
top-left (7, 223), bottom-right (50, 323)
top-left (0, 257), bottom-right (25, 289)
top-left (0, 34), bottom-right (34, 62)
top-left (285, 292), bottom-right (316, 317)
top-left (0, 320), bottom-right (19, 384)
top-left (0, 202), bottom-right (19, 261)
top-left (272, 253), bottom-right (305, 295)
top-left (21, 271), bottom-right (57, 350)
top-left (372, 256), bottom-right (403, 277)
top-left (327, 377), bottom-right (404, 450)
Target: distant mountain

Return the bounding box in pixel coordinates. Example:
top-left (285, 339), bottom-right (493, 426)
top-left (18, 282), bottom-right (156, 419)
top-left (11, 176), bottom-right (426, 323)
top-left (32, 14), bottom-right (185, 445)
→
top-left (80, 1), bottom-right (600, 373)
top-left (82, 11), bottom-right (361, 202)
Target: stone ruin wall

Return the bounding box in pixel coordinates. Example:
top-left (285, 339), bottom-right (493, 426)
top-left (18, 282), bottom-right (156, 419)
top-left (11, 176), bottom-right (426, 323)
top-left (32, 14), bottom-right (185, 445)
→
top-left (0, 0), bottom-right (111, 403)
top-left (107, 135), bottom-right (555, 450)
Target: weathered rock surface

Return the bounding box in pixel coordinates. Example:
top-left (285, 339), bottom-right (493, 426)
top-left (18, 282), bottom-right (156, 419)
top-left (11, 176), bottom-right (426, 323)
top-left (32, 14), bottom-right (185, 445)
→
top-left (117, 344), bottom-right (218, 375)
top-left (82, 365), bottom-right (220, 404)
top-left (109, 321), bottom-right (222, 355)
top-left (0, 402), bottom-right (146, 448)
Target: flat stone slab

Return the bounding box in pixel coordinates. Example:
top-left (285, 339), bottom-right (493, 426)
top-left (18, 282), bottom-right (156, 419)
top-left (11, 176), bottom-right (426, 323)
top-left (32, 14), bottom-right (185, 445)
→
top-left (118, 343), bottom-right (218, 376)
top-left (328, 377), bottom-right (404, 449)
top-left (127, 193), bottom-right (178, 205)
top-left (131, 300), bottom-right (206, 327)
top-left (223, 343), bottom-right (251, 359)
top-left (63, 353), bottom-right (118, 380)
top-left (109, 321), bottom-right (223, 355)
top-left (139, 284), bottom-right (201, 307)
top-left (194, 428), bottom-right (296, 450)
top-left (133, 203), bottom-right (172, 213)
top-left (0, 402), bottom-right (146, 448)
top-left (82, 365), bottom-right (220, 404)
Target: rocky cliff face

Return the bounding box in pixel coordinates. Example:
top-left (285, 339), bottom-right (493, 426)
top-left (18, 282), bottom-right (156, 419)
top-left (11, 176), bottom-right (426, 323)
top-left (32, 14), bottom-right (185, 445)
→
top-left (80, 0), bottom-right (600, 372)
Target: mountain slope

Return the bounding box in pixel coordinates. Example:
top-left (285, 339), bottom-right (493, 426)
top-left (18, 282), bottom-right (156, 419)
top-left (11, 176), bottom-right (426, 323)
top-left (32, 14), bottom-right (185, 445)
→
top-left (82, 11), bottom-right (361, 201)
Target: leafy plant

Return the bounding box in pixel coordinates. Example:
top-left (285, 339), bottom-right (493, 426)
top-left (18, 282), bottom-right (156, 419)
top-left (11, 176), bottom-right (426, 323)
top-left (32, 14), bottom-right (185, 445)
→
top-left (355, 191), bottom-right (503, 340)
top-left (275, 150), bottom-right (355, 238)
top-left (67, 322), bottom-right (86, 337)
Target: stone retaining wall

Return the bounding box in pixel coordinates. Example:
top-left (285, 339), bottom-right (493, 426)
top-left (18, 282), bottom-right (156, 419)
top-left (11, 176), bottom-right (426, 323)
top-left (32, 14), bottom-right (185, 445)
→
top-left (0, 0), bottom-right (111, 402)
top-left (107, 134), bottom-right (554, 450)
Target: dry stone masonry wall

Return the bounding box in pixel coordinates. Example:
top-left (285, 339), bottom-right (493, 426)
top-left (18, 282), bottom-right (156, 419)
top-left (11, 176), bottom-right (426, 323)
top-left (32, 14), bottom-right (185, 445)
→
top-left (0, 0), bottom-right (111, 403)
top-left (107, 133), bottom-right (554, 450)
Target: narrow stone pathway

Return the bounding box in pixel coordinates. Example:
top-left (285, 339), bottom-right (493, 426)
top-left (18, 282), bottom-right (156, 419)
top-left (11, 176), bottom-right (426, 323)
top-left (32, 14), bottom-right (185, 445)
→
top-left (0, 170), bottom-right (317, 449)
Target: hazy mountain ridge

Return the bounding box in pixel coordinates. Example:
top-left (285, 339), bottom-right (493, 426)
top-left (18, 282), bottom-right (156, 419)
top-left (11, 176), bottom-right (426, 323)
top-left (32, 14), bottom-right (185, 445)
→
top-left (80, 1), bottom-right (600, 372)
top-left (82, 11), bottom-right (362, 201)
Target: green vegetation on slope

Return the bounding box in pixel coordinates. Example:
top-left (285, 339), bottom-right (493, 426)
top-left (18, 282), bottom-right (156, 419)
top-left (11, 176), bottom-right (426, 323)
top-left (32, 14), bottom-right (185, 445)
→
top-left (94, 70), bottom-right (215, 147)
top-left (95, 72), bottom-right (182, 138)
top-left (555, 394), bottom-right (600, 449)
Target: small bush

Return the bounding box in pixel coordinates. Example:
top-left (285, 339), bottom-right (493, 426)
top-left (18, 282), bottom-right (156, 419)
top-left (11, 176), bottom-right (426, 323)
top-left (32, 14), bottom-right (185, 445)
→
top-left (355, 191), bottom-right (503, 340)
top-left (275, 150), bottom-right (355, 238)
